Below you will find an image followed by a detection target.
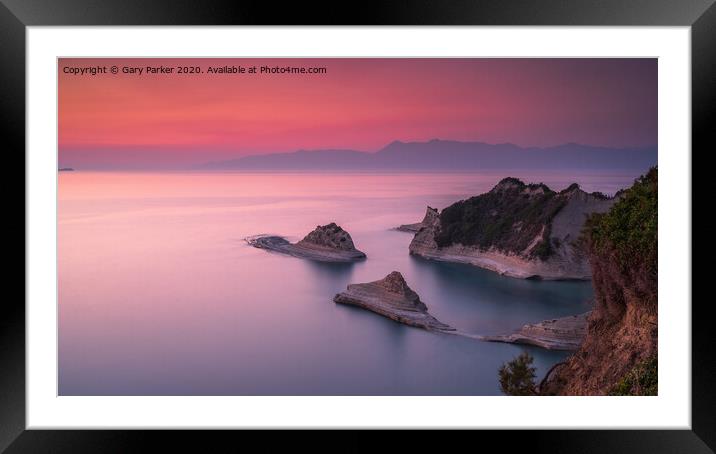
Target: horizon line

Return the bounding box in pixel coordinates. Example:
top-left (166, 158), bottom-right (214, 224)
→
top-left (59, 137), bottom-right (659, 170)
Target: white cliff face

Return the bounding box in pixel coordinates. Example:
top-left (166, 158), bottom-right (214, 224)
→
top-left (408, 206), bottom-right (441, 252)
top-left (550, 186), bottom-right (614, 244)
top-left (409, 183), bottom-right (617, 280)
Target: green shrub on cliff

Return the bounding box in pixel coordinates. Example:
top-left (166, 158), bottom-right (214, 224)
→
top-left (586, 167), bottom-right (657, 278)
top-left (498, 351), bottom-right (537, 396)
top-left (435, 179), bottom-right (566, 259)
top-left (609, 355), bottom-right (658, 396)
top-left (531, 236), bottom-right (554, 261)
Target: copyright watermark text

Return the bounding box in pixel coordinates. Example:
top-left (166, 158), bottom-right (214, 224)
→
top-left (61, 64), bottom-right (328, 77)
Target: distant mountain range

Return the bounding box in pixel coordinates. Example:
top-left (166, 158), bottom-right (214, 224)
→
top-left (199, 139), bottom-right (657, 171)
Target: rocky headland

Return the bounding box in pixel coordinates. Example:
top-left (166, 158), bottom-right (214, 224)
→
top-left (540, 168), bottom-right (658, 395)
top-left (395, 207), bottom-right (438, 233)
top-left (247, 223), bottom-right (366, 262)
top-left (333, 271), bottom-right (455, 332)
top-left (484, 312), bottom-right (590, 350)
top-left (408, 178), bottom-right (617, 280)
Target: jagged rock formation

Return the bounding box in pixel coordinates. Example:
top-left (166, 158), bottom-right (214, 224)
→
top-left (395, 207), bottom-right (438, 233)
top-left (333, 271), bottom-right (455, 331)
top-left (409, 178), bottom-right (616, 280)
top-left (246, 223), bottom-right (366, 262)
top-left (484, 312), bottom-right (589, 350)
top-left (540, 168), bottom-right (657, 395)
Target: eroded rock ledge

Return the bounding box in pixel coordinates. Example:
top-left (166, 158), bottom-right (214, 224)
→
top-left (483, 312), bottom-right (590, 351)
top-left (394, 207), bottom-right (438, 233)
top-left (333, 271), bottom-right (455, 332)
top-left (247, 223), bottom-right (366, 262)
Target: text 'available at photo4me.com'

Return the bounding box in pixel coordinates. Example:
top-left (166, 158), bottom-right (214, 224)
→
top-left (62, 63), bottom-right (329, 76)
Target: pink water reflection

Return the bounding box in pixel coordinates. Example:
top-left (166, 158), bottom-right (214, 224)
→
top-left (58, 171), bottom-right (637, 395)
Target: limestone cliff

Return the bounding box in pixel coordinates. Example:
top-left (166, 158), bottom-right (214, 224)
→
top-left (409, 178), bottom-right (616, 280)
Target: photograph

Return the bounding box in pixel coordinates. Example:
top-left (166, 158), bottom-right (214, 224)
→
top-left (57, 57), bottom-right (658, 397)
top-left (4, 0), bottom-right (711, 446)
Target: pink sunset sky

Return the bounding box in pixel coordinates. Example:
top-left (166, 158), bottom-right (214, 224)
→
top-left (58, 58), bottom-right (657, 169)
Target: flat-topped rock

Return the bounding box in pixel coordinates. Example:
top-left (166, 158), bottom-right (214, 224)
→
top-left (333, 271), bottom-right (455, 331)
top-left (483, 312), bottom-right (590, 350)
top-left (246, 223), bottom-right (366, 262)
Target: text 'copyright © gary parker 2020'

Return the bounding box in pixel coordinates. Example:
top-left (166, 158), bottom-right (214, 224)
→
top-left (61, 64), bottom-right (328, 76)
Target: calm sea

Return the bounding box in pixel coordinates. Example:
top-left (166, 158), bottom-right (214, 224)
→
top-left (58, 170), bottom-right (639, 395)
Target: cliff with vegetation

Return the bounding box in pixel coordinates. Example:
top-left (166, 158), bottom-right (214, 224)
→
top-left (541, 168), bottom-right (658, 395)
top-left (409, 178), bottom-right (616, 280)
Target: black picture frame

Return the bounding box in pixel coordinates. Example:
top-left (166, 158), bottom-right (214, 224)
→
top-left (3, 0), bottom-right (712, 451)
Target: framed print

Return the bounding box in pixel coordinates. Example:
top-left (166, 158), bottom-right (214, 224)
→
top-left (4, 0), bottom-right (713, 451)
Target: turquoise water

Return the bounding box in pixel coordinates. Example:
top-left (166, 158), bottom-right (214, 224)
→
top-left (58, 170), bottom-right (638, 395)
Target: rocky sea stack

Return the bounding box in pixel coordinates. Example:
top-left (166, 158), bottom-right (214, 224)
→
top-left (408, 178), bottom-right (617, 280)
top-left (297, 222), bottom-right (360, 252)
top-left (246, 222), bottom-right (366, 262)
top-left (333, 271), bottom-right (454, 331)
